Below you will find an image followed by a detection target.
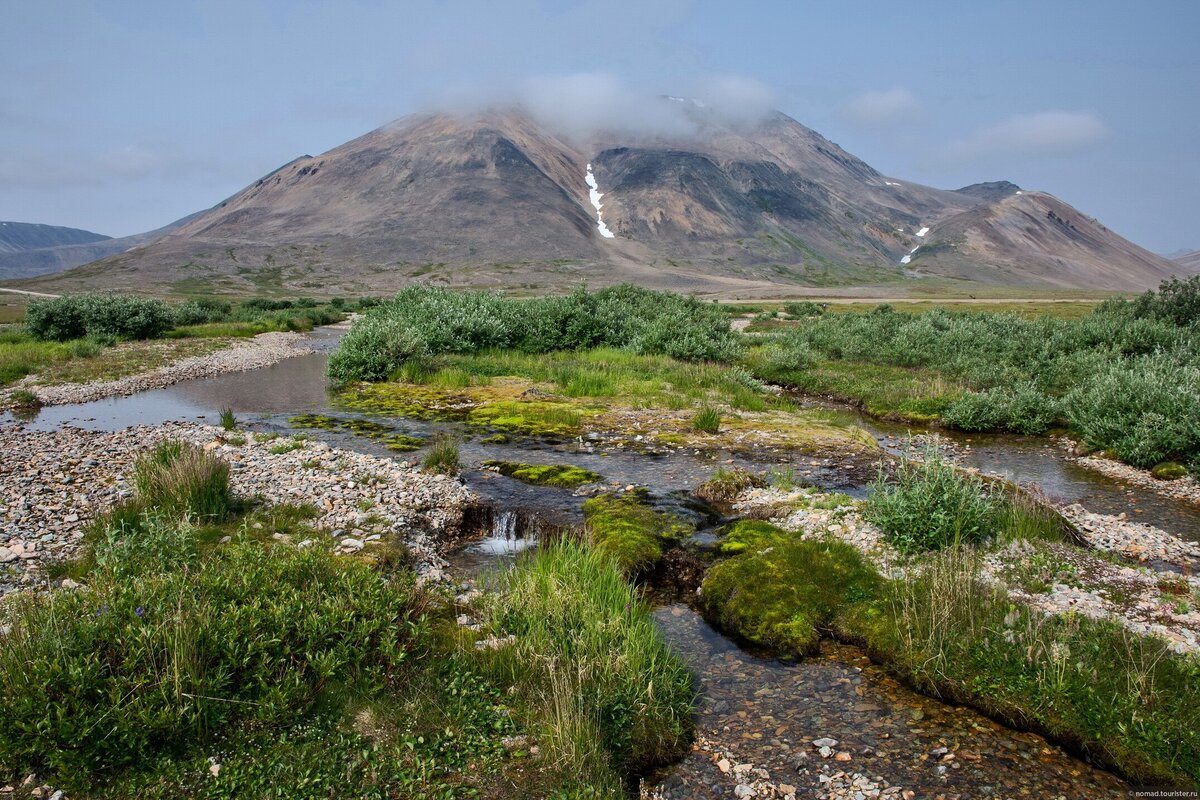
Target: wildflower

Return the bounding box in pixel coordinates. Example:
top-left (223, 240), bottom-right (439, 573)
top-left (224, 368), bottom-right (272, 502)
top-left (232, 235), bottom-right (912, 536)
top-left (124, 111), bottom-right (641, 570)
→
top-left (135, 606), bottom-right (145, 618)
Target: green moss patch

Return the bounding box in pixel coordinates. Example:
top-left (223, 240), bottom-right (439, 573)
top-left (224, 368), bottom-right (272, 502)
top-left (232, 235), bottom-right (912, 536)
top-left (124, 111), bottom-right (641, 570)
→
top-left (467, 400), bottom-right (591, 437)
top-left (700, 528), bottom-right (880, 657)
top-left (583, 493), bottom-right (695, 576)
top-left (289, 413), bottom-right (424, 452)
top-left (483, 461), bottom-right (603, 488)
top-left (1152, 461), bottom-right (1188, 480)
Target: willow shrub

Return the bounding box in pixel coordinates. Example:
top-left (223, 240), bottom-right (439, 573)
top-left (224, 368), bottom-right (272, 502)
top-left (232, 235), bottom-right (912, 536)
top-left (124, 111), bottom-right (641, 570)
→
top-left (327, 285), bottom-right (742, 384)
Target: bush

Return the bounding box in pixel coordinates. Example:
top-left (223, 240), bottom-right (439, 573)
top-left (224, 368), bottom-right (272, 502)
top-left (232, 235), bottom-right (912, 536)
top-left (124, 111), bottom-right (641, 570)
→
top-left (26, 294), bottom-right (175, 341)
top-left (328, 286), bottom-right (743, 384)
top-left (784, 301), bottom-right (824, 317)
top-left (1064, 354), bottom-right (1200, 468)
top-left (0, 527), bottom-right (419, 787)
top-left (131, 440), bottom-right (232, 521)
top-left (943, 382), bottom-right (1060, 435)
top-left (864, 444), bottom-right (998, 553)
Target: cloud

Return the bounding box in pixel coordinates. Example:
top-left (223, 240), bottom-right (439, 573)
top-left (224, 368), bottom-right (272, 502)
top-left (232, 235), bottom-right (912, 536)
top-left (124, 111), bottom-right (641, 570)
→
top-left (844, 87), bottom-right (919, 125)
top-left (945, 111), bottom-right (1108, 160)
top-left (435, 72), bottom-right (776, 141)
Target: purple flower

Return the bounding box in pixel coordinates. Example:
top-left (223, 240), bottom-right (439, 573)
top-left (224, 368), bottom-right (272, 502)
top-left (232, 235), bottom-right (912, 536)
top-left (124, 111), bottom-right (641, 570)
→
top-left (135, 606), bottom-right (145, 618)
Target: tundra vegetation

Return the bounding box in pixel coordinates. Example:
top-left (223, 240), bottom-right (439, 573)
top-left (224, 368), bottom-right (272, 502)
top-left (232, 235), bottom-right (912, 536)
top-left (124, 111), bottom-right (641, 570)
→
top-left (701, 451), bottom-right (1200, 786)
top-left (750, 276), bottom-right (1200, 472)
top-left (0, 442), bottom-right (692, 797)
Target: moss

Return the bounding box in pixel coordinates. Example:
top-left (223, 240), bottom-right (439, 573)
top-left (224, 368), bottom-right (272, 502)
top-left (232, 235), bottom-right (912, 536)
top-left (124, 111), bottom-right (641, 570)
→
top-left (715, 519), bottom-right (789, 555)
top-left (289, 413), bottom-right (425, 452)
top-left (700, 529), bottom-right (881, 657)
top-left (467, 400), bottom-right (594, 437)
top-left (483, 460), bottom-right (603, 488)
top-left (479, 433), bottom-right (511, 444)
top-left (582, 493), bottom-right (694, 575)
top-left (1152, 461), bottom-right (1188, 480)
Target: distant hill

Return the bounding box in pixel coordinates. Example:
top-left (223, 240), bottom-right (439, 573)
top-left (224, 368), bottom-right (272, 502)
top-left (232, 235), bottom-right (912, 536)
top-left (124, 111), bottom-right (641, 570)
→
top-left (0, 213), bottom-right (204, 280)
top-left (0, 221), bottom-right (110, 255)
top-left (19, 105), bottom-right (1184, 297)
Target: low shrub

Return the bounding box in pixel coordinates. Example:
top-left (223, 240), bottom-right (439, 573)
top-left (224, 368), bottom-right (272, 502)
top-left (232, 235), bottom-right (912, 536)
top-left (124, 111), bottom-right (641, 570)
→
top-left (784, 300), bottom-right (824, 317)
top-left (943, 382), bottom-right (1060, 435)
top-left (864, 444), bottom-right (998, 553)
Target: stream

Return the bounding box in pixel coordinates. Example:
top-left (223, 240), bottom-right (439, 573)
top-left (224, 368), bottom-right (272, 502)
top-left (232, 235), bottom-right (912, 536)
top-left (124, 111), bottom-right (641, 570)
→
top-left (8, 324), bottom-right (1199, 794)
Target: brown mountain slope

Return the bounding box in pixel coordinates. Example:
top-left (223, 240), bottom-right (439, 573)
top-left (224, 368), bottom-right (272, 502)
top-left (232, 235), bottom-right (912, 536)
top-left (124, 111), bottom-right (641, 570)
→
top-left (18, 106), bottom-right (1181, 297)
top-left (1172, 250), bottom-right (1200, 272)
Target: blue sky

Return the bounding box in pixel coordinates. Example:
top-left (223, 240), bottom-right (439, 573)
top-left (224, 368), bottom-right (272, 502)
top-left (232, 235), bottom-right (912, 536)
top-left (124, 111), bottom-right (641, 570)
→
top-left (2, 0), bottom-right (1197, 253)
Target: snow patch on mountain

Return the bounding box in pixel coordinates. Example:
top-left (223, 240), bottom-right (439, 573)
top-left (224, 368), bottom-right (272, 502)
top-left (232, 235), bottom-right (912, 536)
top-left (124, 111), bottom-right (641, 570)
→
top-left (585, 163), bottom-right (615, 239)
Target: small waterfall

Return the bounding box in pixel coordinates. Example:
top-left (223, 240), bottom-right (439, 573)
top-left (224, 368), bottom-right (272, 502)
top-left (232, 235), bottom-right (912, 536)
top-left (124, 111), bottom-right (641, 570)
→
top-left (468, 507), bottom-right (536, 556)
top-left (492, 510), bottom-right (518, 541)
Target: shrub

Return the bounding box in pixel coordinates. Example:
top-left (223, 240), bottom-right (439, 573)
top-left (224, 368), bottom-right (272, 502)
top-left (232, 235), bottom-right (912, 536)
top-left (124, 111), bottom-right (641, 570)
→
top-left (0, 530), bottom-right (419, 788)
top-left (131, 440), bottom-right (232, 521)
top-left (943, 382), bottom-right (1060, 435)
top-left (692, 406), bottom-right (721, 434)
top-left (1064, 354), bottom-right (1200, 468)
top-left (864, 443), bottom-right (998, 553)
top-left (26, 294), bottom-right (175, 341)
top-left (784, 300), bottom-right (824, 317)
top-left (328, 285), bottom-right (743, 384)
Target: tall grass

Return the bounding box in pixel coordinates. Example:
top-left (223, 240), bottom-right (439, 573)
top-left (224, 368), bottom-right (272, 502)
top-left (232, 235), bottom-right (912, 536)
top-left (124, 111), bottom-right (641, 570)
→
top-left (130, 440), bottom-right (232, 521)
top-left (421, 432), bottom-right (459, 475)
top-left (482, 541), bottom-right (694, 784)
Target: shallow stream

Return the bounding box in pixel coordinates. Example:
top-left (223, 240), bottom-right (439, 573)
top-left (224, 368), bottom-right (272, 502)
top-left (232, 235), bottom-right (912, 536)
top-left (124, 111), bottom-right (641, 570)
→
top-left (9, 324), bottom-right (1200, 793)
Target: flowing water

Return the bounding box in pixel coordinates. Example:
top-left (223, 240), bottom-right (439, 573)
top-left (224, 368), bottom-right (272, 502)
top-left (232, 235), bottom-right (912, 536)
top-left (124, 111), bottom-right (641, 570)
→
top-left (10, 324), bottom-right (1200, 793)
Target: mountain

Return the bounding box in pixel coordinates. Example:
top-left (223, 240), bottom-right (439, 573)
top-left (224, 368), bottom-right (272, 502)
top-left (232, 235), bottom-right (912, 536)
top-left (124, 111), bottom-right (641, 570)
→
top-left (18, 105), bottom-right (1186, 297)
top-left (1171, 250), bottom-right (1200, 272)
top-left (0, 213), bottom-right (206, 280)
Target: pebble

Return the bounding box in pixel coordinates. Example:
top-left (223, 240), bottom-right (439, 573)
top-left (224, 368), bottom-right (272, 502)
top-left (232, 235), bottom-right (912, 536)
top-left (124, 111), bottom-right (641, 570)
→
top-left (0, 421), bottom-right (473, 595)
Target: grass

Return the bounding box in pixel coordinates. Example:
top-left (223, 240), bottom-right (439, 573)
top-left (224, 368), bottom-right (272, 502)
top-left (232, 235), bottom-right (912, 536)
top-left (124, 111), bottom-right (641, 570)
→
top-left (483, 460), bottom-right (603, 488)
top-left (692, 406), bottom-right (721, 433)
top-left (481, 540), bottom-right (694, 785)
top-left (421, 432), bottom-right (459, 475)
top-left (218, 407), bottom-right (236, 430)
top-left (129, 440), bottom-right (232, 521)
top-left (582, 493), bottom-right (694, 576)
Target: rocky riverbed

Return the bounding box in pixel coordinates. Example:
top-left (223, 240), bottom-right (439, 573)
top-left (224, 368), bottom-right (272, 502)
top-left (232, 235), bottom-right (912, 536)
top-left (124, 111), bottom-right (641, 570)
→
top-left (4, 331), bottom-right (315, 408)
top-left (0, 421), bottom-right (473, 595)
top-left (1075, 452), bottom-right (1200, 507)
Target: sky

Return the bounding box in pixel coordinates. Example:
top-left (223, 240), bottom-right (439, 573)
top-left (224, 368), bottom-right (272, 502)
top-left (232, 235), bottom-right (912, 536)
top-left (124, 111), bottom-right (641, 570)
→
top-left (1, 0), bottom-right (1197, 254)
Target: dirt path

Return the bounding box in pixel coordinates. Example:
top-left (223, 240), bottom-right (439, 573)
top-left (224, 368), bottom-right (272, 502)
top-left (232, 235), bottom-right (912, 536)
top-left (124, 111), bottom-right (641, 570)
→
top-left (0, 287), bottom-right (59, 298)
